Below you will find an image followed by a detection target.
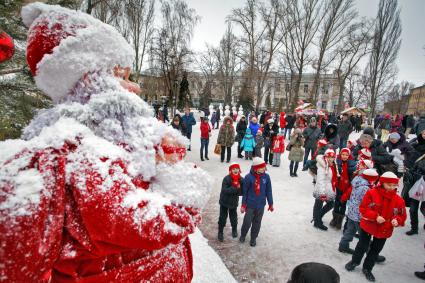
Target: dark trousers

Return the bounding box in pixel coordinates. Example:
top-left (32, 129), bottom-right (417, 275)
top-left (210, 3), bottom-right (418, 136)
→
top-left (303, 147), bottom-right (314, 166)
top-left (352, 228), bottom-right (387, 271)
top-left (200, 138), bottom-right (209, 159)
top-left (409, 199), bottom-right (425, 231)
top-left (238, 141), bottom-right (243, 157)
top-left (284, 128), bottom-right (292, 139)
top-left (245, 151), bottom-right (253, 160)
top-left (339, 137), bottom-right (348, 150)
top-left (218, 205), bottom-right (238, 229)
top-left (334, 189), bottom-right (347, 215)
top-left (241, 207), bottom-right (265, 240)
top-left (186, 132), bottom-right (192, 149)
top-left (215, 120), bottom-right (220, 129)
top-left (313, 198), bottom-right (334, 225)
top-left (254, 147), bottom-right (262, 158)
top-left (264, 145), bottom-right (273, 164)
top-left (220, 146), bottom-right (231, 162)
top-left (290, 161), bottom-right (299, 174)
top-left (339, 218), bottom-right (359, 249)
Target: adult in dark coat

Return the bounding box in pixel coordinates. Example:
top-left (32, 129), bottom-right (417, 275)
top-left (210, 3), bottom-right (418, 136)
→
top-left (413, 112), bottom-right (425, 136)
top-left (337, 114), bottom-right (353, 149)
top-left (404, 129), bottom-right (425, 235)
top-left (383, 132), bottom-right (416, 169)
top-left (302, 118), bottom-right (322, 166)
top-left (405, 114), bottom-right (415, 135)
top-left (181, 108), bottom-right (197, 151)
top-left (324, 124), bottom-right (339, 149)
top-left (285, 113), bottom-right (296, 139)
top-left (215, 108), bottom-right (221, 129)
top-left (236, 116), bottom-right (248, 158)
top-left (263, 119), bottom-right (279, 165)
top-left (218, 163), bottom-right (244, 241)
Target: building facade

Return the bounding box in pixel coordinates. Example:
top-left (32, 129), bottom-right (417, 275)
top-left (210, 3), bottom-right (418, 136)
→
top-left (407, 85), bottom-right (425, 115)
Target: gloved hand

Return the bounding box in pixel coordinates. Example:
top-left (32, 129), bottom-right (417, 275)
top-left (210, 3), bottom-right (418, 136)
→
top-left (389, 148), bottom-right (402, 157)
top-left (240, 204), bottom-right (247, 214)
top-left (268, 205), bottom-right (274, 212)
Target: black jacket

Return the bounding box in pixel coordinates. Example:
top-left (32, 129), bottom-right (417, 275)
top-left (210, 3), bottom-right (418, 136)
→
top-left (383, 133), bottom-right (416, 168)
top-left (303, 126), bottom-right (322, 149)
top-left (338, 120), bottom-right (352, 139)
top-left (286, 115), bottom-right (296, 129)
top-left (219, 175), bottom-right (244, 209)
top-left (263, 123), bottom-right (279, 141)
top-left (236, 120), bottom-right (248, 142)
top-left (324, 124), bottom-right (339, 148)
top-left (352, 139), bottom-right (394, 165)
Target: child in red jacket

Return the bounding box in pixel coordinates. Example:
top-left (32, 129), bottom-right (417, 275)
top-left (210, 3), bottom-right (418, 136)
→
top-left (345, 172), bottom-right (407, 282)
top-left (200, 117), bottom-right (211, 161)
top-left (272, 132), bottom-right (285, 167)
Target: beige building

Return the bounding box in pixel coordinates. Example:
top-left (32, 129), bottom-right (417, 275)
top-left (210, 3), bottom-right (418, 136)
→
top-left (407, 85), bottom-right (425, 115)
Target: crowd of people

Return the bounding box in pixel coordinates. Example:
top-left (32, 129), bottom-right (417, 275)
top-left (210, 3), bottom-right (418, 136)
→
top-left (166, 107), bottom-right (425, 282)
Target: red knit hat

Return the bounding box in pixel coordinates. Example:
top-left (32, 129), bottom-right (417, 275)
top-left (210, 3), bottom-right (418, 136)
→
top-left (340, 148), bottom-right (351, 156)
top-left (229, 163), bottom-right (241, 172)
top-left (361, 168), bottom-right (379, 183)
top-left (21, 3), bottom-right (134, 103)
top-left (358, 159), bottom-right (374, 170)
top-left (252, 157), bottom-right (266, 171)
top-left (379, 172), bottom-right (399, 184)
top-left (324, 149), bottom-right (336, 158)
top-left (358, 148), bottom-right (372, 160)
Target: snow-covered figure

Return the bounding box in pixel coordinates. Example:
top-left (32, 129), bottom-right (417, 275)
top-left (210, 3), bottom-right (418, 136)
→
top-left (208, 103), bottom-right (214, 121)
top-left (224, 105), bottom-right (231, 118)
top-left (0, 3), bottom-right (211, 282)
top-left (238, 105), bottom-right (244, 121)
top-left (232, 105), bottom-right (237, 121)
top-left (219, 103), bottom-right (223, 120)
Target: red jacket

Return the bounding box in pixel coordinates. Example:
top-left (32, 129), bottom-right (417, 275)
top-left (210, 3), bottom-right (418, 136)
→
top-left (359, 186), bottom-right (406, 239)
top-left (0, 141), bottom-right (198, 282)
top-left (279, 112), bottom-right (286, 129)
top-left (200, 121), bottom-right (211, 139)
top-left (272, 135), bottom-right (285, 153)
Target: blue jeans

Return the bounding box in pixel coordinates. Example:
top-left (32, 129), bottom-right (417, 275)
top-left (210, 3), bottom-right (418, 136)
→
top-left (200, 138), bottom-right (209, 159)
top-left (285, 128), bottom-right (292, 139)
top-left (339, 218), bottom-right (359, 249)
top-left (339, 137), bottom-right (348, 150)
top-left (303, 147), bottom-right (314, 166)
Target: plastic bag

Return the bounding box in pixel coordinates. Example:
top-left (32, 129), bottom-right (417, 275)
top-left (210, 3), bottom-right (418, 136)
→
top-left (408, 177), bottom-right (425, 202)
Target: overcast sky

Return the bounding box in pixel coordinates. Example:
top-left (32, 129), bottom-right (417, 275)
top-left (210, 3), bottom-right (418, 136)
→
top-left (185, 0), bottom-right (425, 86)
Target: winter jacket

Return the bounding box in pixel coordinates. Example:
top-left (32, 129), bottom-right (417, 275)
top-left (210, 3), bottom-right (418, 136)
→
top-left (200, 121), bottom-right (211, 139)
top-left (379, 118), bottom-right (392, 131)
top-left (171, 116), bottom-right (187, 136)
top-left (263, 123), bottom-right (279, 148)
top-left (279, 112), bottom-right (287, 129)
top-left (324, 124), bottom-right (339, 149)
top-left (219, 175), bottom-right (244, 209)
top-left (337, 158), bottom-right (357, 194)
top-left (346, 176), bottom-right (371, 222)
top-left (337, 159), bottom-right (357, 180)
top-left (414, 115), bottom-right (425, 136)
top-left (359, 186), bottom-right (406, 239)
top-left (406, 115), bottom-right (415, 128)
top-left (337, 120), bottom-right (352, 139)
top-left (391, 117), bottom-right (403, 132)
top-left (240, 128), bottom-right (256, 152)
top-left (286, 115), bottom-right (296, 129)
top-left (255, 135), bottom-right (264, 149)
top-left (272, 135), bottom-right (285, 153)
top-left (181, 113), bottom-right (196, 134)
top-left (383, 133), bottom-right (415, 167)
top-left (313, 155), bottom-right (337, 201)
top-left (352, 139), bottom-right (394, 166)
top-left (288, 134), bottom-right (304, 162)
top-left (249, 122), bottom-right (261, 137)
top-left (236, 119), bottom-right (248, 142)
top-left (242, 169), bottom-right (273, 209)
top-left (403, 135), bottom-right (425, 194)
top-left (217, 117), bottom-right (235, 147)
top-left (303, 126), bottom-right (322, 149)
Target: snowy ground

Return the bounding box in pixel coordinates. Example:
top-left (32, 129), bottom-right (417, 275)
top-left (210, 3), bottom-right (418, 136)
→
top-left (187, 122), bottom-right (425, 283)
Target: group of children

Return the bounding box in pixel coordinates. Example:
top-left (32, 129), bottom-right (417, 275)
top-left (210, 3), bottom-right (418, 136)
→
top-left (310, 138), bottom-right (407, 282)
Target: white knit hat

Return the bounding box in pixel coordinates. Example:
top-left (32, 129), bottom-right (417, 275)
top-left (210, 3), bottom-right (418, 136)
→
top-left (358, 159), bottom-right (374, 169)
top-left (324, 149), bottom-right (336, 157)
top-left (252, 157), bottom-right (265, 167)
top-left (380, 172), bottom-right (399, 184)
top-left (362, 168), bottom-right (379, 177)
top-left (267, 118), bottom-right (274, 124)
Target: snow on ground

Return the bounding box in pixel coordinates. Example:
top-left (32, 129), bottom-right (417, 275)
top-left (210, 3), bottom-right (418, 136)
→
top-left (186, 122), bottom-right (425, 283)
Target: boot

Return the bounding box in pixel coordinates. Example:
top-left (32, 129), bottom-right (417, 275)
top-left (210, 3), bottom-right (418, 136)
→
top-left (205, 156), bottom-right (209, 160)
top-left (335, 213), bottom-right (344, 230)
top-left (314, 222), bottom-right (328, 231)
top-left (345, 261), bottom-right (358, 271)
top-left (375, 255), bottom-right (386, 263)
top-left (232, 227), bottom-right (238, 238)
top-left (362, 269), bottom-right (376, 282)
top-left (338, 245), bottom-right (355, 254)
top-left (406, 229), bottom-right (418, 236)
top-left (239, 236), bottom-right (245, 243)
top-left (218, 225), bottom-right (224, 242)
top-left (414, 271), bottom-right (425, 280)
top-left (250, 239), bottom-right (256, 247)
top-left (329, 212), bottom-right (337, 227)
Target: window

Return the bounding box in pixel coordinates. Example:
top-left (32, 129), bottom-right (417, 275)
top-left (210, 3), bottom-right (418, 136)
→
top-left (304, 84), bottom-right (308, 93)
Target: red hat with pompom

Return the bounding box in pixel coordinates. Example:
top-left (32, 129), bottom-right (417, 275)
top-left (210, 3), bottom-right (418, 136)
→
top-left (380, 172), bottom-right (399, 184)
top-left (21, 3), bottom-right (134, 103)
top-left (229, 163), bottom-right (241, 172)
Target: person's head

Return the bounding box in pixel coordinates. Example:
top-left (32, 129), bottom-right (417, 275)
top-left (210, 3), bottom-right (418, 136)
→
top-left (229, 163), bottom-right (241, 175)
top-left (267, 119), bottom-right (274, 127)
top-left (184, 107), bottom-right (190, 115)
top-left (287, 262), bottom-right (340, 283)
top-left (421, 129), bottom-right (425, 140)
top-left (380, 172), bottom-right (399, 191)
top-left (363, 127), bottom-right (375, 138)
top-left (240, 115), bottom-right (246, 121)
top-left (202, 117), bottom-right (209, 123)
top-left (347, 139), bottom-right (357, 149)
top-left (357, 159), bottom-right (374, 172)
top-left (324, 149), bottom-right (336, 163)
top-left (251, 117), bottom-right (258, 124)
top-left (257, 129), bottom-right (263, 136)
top-left (361, 168), bottom-right (379, 184)
top-left (252, 157), bottom-right (266, 174)
top-left (310, 118), bottom-right (317, 127)
top-left (173, 117), bottom-right (180, 125)
top-left (359, 134), bottom-right (373, 149)
top-left (226, 118), bottom-right (232, 125)
top-left (339, 148), bottom-right (351, 161)
top-left (388, 132), bottom-right (401, 144)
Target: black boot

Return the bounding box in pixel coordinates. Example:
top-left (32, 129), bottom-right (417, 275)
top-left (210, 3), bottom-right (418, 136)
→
top-left (205, 156), bottom-right (209, 160)
top-left (329, 212), bottom-right (337, 227)
top-left (218, 225), bottom-right (224, 242)
top-left (232, 227), bottom-right (238, 238)
top-left (362, 269), bottom-right (376, 282)
top-left (406, 229), bottom-right (418, 235)
top-left (250, 239), bottom-right (256, 247)
top-left (345, 261), bottom-right (358, 271)
top-left (239, 236), bottom-right (245, 243)
top-left (335, 213), bottom-right (344, 230)
top-left (375, 255), bottom-right (386, 263)
top-left (314, 222), bottom-right (328, 231)
top-left (414, 271), bottom-right (425, 280)
top-left (338, 245), bottom-right (355, 254)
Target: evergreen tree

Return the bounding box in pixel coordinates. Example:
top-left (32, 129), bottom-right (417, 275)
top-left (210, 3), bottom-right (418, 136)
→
top-left (238, 80), bottom-right (254, 111)
top-left (178, 72), bottom-right (190, 109)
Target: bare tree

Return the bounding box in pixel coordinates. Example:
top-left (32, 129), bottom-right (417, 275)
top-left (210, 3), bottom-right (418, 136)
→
top-left (334, 20), bottom-right (372, 112)
top-left (310, 0), bottom-right (357, 104)
top-left (151, 0), bottom-right (200, 114)
top-left (124, 0), bottom-right (155, 80)
top-left (386, 80), bottom-right (414, 102)
top-left (280, 0), bottom-right (323, 110)
top-left (367, 0), bottom-right (402, 117)
top-left (195, 46), bottom-right (217, 108)
top-left (214, 23), bottom-right (240, 105)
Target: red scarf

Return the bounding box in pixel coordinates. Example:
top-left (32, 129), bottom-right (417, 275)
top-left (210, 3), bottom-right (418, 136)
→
top-left (330, 164), bottom-right (338, 192)
top-left (254, 172), bottom-right (265, 196)
top-left (230, 172), bottom-right (241, 189)
top-left (339, 161), bottom-right (350, 192)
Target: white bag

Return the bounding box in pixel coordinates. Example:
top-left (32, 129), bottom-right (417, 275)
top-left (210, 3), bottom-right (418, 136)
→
top-left (409, 177), bottom-right (425, 202)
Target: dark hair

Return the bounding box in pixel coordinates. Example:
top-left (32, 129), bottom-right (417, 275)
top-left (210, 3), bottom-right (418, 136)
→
top-left (287, 262), bottom-right (340, 283)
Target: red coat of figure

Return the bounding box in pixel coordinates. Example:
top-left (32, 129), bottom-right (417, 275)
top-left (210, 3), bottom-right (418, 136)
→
top-left (0, 3), bottom-right (212, 283)
top-left (272, 135), bottom-right (285, 153)
top-left (359, 186), bottom-right (407, 239)
top-left (279, 112), bottom-right (287, 129)
top-left (200, 120), bottom-right (211, 139)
